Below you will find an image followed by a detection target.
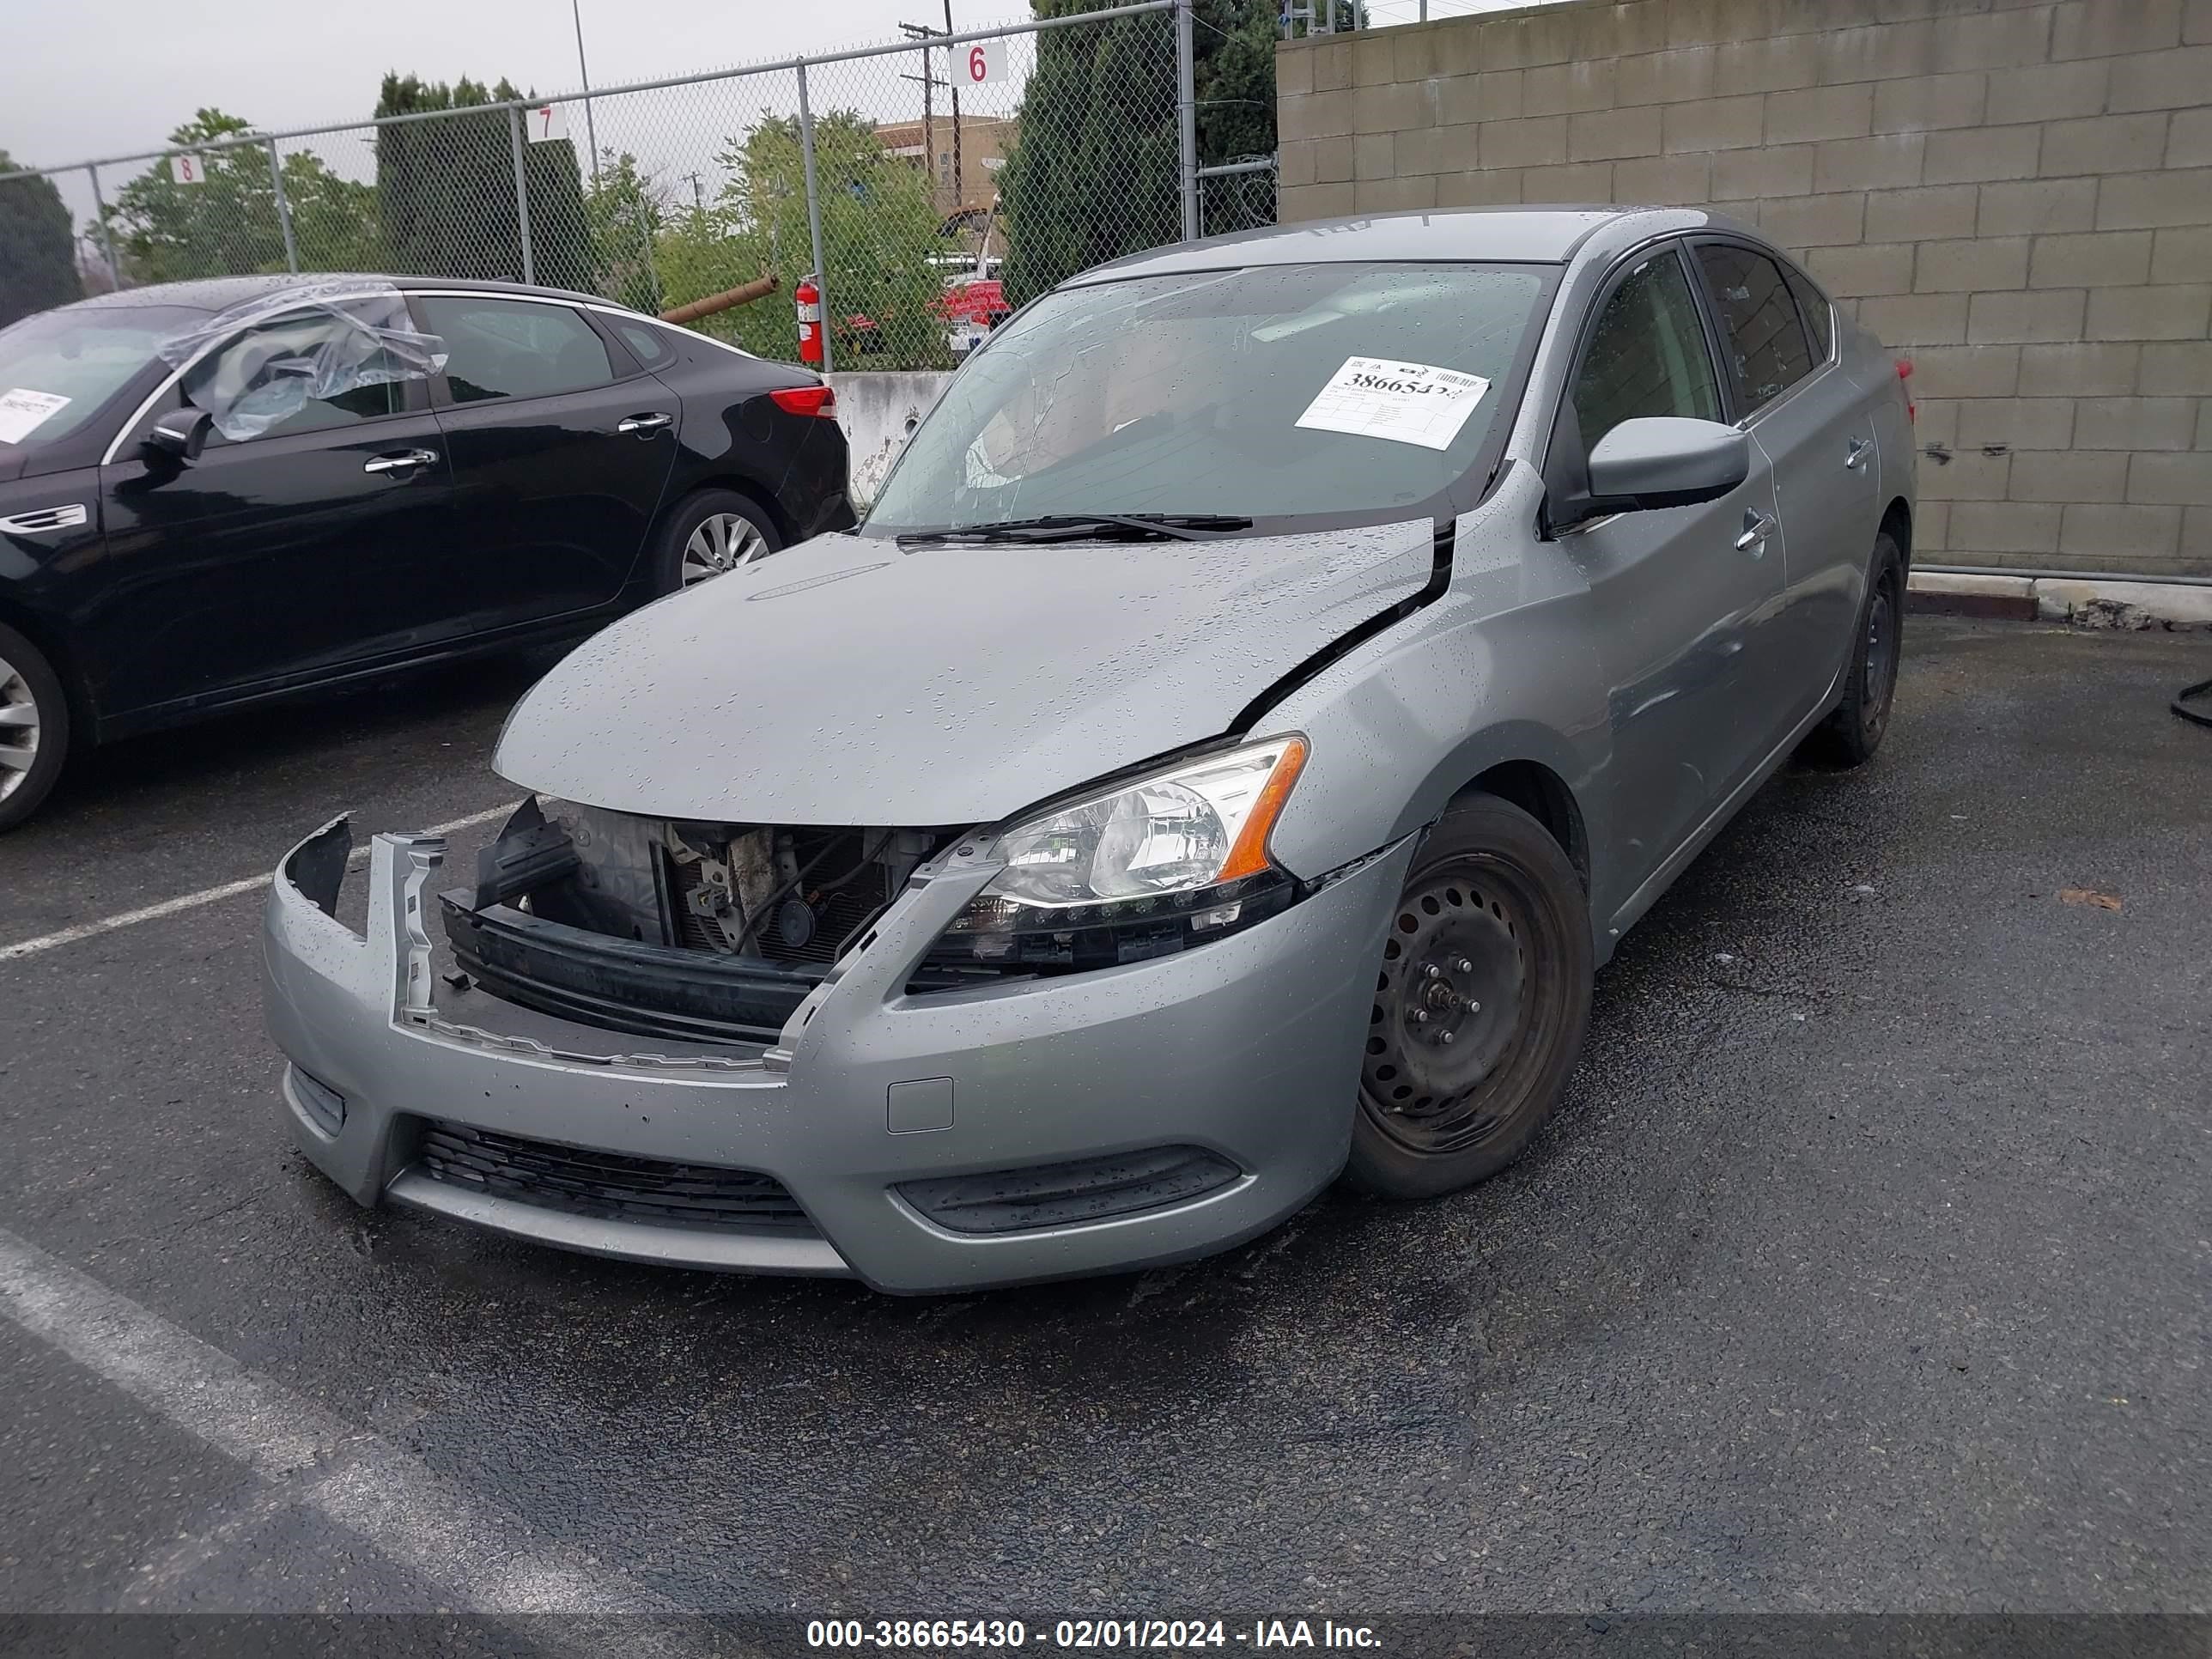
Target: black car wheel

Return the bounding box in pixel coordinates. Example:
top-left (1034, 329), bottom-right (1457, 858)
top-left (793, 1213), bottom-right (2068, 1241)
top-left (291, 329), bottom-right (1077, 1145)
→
top-left (0, 622), bottom-right (70, 834)
top-left (1806, 531), bottom-right (1905, 767)
top-left (1345, 794), bottom-right (1593, 1200)
top-left (652, 489), bottom-right (781, 593)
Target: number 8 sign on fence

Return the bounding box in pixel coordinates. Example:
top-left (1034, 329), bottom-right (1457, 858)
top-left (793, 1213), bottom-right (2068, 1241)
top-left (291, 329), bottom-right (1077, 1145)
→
top-left (962, 38), bottom-right (1006, 84)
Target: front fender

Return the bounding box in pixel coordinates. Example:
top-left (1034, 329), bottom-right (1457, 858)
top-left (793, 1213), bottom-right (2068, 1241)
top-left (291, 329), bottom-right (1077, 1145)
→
top-left (1256, 478), bottom-right (1614, 927)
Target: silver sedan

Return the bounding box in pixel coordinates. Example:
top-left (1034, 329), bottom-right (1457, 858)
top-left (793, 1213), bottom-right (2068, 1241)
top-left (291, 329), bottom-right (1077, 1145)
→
top-left (262, 207), bottom-right (1914, 1292)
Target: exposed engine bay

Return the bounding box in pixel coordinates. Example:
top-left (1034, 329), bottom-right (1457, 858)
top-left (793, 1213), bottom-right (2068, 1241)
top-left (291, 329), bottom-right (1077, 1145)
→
top-left (546, 801), bottom-right (947, 967)
top-left (440, 798), bottom-right (969, 1045)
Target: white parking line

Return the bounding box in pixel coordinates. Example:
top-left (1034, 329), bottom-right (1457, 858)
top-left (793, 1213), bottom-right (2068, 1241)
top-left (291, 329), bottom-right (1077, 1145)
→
top-left (0, 1224), bottom-right (698, 1632)
top-left (0, 802), bottom-right (517, 965)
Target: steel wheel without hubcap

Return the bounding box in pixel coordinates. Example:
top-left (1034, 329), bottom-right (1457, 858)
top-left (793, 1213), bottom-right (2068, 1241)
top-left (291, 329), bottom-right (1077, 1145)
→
top-left (0, 651), bottom-right (40, 805)
top-left (1860, 573), bottom-right (1899, 746)
top-left (1346, 795), bottom-right (1594, 1199)
top-left (680, 512), bottom-right (770, 586)
top-left (1364, 872), bottom-right (1531, 1154)
top-left (1805, 532), bottom-right (1905, 768)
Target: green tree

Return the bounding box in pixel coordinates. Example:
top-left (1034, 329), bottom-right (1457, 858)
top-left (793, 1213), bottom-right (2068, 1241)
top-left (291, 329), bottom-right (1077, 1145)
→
top-left (0, 152), bottom-right (82, 325)
top-left (374, 74), bottom-right (592, 291)
top-left (95, 112), bottom-right (380, 284)
top-left (997, 0), bottom-right (1284, 304)
top-left (282, 150), bottom-right (382, 273)
top-left (586, 151), bottom-right (666, 313)
top-left (102, 111), bottom-right (284, 283)
top-left (651, 201), bottom-right (754, 337)
top-left (707, 109), bottom-right (952, 368)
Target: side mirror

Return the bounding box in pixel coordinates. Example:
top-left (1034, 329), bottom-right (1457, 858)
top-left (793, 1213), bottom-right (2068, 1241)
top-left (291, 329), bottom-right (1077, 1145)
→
top-left (143, 407), bottom-right (213, 465)
top-left (1585, 416), bottom-right (1748, 513)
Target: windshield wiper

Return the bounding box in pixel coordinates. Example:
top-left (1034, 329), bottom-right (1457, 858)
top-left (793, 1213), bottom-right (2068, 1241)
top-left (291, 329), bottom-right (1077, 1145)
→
top-left (895, 513), bottom-right (1253, 546)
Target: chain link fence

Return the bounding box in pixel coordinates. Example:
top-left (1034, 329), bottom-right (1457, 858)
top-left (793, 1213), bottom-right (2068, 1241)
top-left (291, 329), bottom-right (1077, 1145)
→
top-left (1, 1), bottom-right (1279, 362)
top-left (1197, 159), bottom-right (1278, 240)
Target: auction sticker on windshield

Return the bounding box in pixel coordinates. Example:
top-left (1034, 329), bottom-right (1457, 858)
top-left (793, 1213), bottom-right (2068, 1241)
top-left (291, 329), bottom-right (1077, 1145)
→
top-left (1295, 356), bottom-right (1490, 451)
top-left (0, 388), bottom-right (69, 445)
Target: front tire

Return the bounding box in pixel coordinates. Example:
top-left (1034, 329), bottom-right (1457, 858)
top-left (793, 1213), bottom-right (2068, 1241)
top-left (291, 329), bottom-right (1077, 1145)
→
top-left (650, 489), bottom-right (781, 593)
top-left (0, 623), bottom-right (70, 834)
top-left (1805, 532), bottom-right (1904, 767)
top-left (1345, 795), bottom-right (1594, 1200)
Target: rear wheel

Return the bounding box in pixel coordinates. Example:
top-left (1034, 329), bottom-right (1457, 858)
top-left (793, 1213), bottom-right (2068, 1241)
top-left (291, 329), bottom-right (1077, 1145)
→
top-left (1805, 532), bottom-right (1904, 767)
top-left (0, 623), bottom-right (70, 833)
top-left (651, 489), bottom-right (781, 593)
top-left (1345, 795), bottom-right (1593, 1200)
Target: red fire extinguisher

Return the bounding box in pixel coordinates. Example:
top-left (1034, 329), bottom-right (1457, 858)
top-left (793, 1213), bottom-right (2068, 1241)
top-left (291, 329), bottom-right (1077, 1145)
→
top-left (795, 275), bottom-right (823, 367)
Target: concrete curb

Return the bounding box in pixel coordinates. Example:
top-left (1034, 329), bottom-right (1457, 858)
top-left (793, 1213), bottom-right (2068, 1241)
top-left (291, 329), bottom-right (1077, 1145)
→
top-left (1908, 572), bottom-right (2212, 631)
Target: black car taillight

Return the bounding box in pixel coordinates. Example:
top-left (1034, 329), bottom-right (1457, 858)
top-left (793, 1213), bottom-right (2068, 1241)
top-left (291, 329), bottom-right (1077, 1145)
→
top-left (769, 385), bottom-right (836, 418)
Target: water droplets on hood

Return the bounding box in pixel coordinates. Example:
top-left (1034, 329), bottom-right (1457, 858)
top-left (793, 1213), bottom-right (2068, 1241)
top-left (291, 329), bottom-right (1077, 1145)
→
top-left (496, 523), bottom-right (1439, 826)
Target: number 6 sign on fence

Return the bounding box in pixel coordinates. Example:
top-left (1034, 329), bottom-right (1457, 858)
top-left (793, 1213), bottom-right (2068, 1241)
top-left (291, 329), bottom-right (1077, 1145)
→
top-left (963, 38), bottom-right (1006, 84)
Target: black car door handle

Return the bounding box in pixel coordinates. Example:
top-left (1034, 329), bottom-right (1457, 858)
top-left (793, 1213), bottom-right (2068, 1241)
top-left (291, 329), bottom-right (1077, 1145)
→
top-left (363, 448), bottom-right (439, 477)
top-left (617, 413), bottom-right (672, 435)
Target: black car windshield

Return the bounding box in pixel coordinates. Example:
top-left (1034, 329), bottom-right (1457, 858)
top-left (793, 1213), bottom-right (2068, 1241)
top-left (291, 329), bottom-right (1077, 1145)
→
top-left (0, 305), bottom-right (204, 449)
top-left (866, 261), bottom-right (1554, 535)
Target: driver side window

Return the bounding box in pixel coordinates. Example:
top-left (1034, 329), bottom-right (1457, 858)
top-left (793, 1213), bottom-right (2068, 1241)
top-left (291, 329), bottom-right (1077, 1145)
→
top-left (187, 314), bottom-right (411, 447)
top-left (1571, 247), bottom-right (1723, 453)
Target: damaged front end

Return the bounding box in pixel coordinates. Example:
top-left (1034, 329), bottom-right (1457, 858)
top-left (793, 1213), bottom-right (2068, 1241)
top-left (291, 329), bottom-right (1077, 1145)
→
top-left (443, 798), bottom-right (971, 1046)
top-left (262, 779), bottom-right (1422, 1288)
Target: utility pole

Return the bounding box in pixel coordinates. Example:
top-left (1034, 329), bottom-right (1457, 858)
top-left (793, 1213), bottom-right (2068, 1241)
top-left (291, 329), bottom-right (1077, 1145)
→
top-left (569, 0), bottom-right (600, 183)
top-left (898, 20), bottom-right (951, 212)
top-left (944, 0), bottom-right (963, 205)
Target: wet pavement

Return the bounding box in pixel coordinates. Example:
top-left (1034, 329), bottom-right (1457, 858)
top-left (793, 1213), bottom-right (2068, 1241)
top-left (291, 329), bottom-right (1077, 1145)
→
top-left (1, 618), bottom-right (2206, 1634)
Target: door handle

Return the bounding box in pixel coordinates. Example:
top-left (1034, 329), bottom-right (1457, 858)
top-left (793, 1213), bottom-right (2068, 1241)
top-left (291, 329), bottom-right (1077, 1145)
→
top-left (617, 412), bottom-right (673, 435)
top-left (1735, 509), bottom-right (1778, 554)
top-left (1845, 436), bottom-right (1871, 471)
top-left (363, 448), bottom-right (439, 477)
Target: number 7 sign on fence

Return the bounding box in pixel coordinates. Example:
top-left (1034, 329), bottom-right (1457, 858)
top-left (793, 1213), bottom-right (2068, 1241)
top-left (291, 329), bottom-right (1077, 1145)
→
top-left (527, 104), bottom-right (570, 143)
top-left (960, 38), bottom-right (1006, 85)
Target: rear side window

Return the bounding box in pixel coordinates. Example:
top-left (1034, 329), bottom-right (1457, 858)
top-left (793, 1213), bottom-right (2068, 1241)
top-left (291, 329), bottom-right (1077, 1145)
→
top-left (1571, 247), bottom-right (1723, 451)
top-left (416, 296), bottom-right (615, 404)
top-left (1694, 244), bottom-right (1815, 413)
top-left (611, 319), bottom-right (678, 369)
top-left (1784, 265), bottom-right (1834, 362)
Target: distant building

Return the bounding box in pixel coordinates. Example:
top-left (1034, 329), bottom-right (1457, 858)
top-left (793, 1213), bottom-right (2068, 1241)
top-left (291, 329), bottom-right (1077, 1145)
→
top-left (875, 114), bottom-right (1015, 219)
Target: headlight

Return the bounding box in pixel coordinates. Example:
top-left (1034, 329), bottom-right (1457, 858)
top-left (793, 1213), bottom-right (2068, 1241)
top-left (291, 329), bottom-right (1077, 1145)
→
top-left (921, 737), bottom-right (1308, 979)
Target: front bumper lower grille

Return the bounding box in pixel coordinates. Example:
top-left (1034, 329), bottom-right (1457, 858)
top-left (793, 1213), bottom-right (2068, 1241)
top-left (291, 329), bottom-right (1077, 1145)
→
top-left (896, 1145), bottom-right (1242, 1235)
top-left (418, 1121), bottom-right (817, 1236)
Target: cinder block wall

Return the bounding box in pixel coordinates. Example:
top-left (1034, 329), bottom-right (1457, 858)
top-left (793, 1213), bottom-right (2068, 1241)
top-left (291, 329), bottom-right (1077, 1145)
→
top-left (1276, 0), bottom-right (2212, 577)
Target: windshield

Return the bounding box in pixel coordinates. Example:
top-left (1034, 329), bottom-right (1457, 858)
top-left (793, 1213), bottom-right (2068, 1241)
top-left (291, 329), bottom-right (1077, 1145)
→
top-left (0, 305), bottom-right (204, 449)
top-left (866, 261), bottom-right (1554, 535)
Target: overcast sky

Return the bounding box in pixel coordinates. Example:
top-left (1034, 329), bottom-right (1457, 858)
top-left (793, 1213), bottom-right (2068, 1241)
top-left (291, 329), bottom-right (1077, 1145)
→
top-left (2, 0), bottom-right (1530, 225)
top-left (2, 0), bottom-right (993, 168)
top-left (2, 0), bottom-right (1537, 165)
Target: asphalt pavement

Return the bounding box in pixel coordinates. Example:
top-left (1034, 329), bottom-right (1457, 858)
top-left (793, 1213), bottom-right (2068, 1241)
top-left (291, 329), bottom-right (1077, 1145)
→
top-left (0, 619), bottom-right (2207, 1643)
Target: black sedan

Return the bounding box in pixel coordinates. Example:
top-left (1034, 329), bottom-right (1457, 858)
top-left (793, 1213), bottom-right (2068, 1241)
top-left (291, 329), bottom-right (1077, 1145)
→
top-left (0, 274), bottom-right (852, 830)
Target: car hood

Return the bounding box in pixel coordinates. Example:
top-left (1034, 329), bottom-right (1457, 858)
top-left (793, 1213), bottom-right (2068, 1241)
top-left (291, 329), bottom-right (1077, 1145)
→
top-left (495, 522), bottom-right (1436, 826)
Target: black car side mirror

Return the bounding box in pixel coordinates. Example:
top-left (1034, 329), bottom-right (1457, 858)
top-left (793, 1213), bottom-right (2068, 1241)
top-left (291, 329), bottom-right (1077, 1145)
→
top-left (1585, 417), bottom-right (1748, 513)
top-left (144, 407), bottom-right (213, 465)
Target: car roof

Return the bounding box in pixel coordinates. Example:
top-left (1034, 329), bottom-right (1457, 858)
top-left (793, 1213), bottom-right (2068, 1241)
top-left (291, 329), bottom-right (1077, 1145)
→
top-left (1063, 205), bottom-right (1735, 286)
top-left (61, 272), bottom-right (617, 316)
